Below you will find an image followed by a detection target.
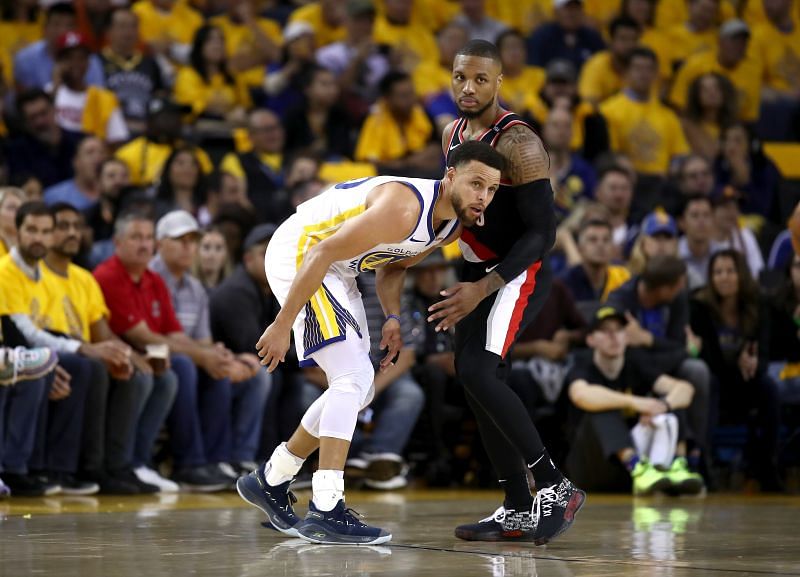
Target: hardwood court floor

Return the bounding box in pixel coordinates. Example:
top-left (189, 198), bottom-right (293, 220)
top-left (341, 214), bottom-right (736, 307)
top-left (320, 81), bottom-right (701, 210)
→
top-left (1, 490), bottom-right (799, 577)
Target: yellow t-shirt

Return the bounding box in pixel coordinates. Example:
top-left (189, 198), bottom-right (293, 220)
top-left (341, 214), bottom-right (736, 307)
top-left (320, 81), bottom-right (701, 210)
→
top-left (373, 16), bottom-right (438, 71)
top-left (209, 14), bottom-right (282, 87)
top-left (412, 61), bottom-right (451, 98)
top-left (578, 51), bottom-right (624, 104)
top-left (600, 91), bottom-right (689, 175)
top-left (655, 0), bottom-right (736, 30)
top-left (0, 19), bottom-right (41, 58)
top-left (486, 0), bottom-right (551, 33)
top-left (603, 265), bottom-right (631, 302)
top-left (500, 67), bottom-right (547, 113)
top-left (355, 101), bottom-right (433, 163)
top-left (132, 0), bottom-right (204, 47)
top-left (288, 3), bottom-right (346, 47)
top-left (81, 86), bottom-right (123, 142)
top-left (0, 238), bottom-right (8, 259)
top-left (220, 151), bottom-right (282, 180)
top-left (115, 137), bottom-right (213, 186)
top-left (584, 0), bottom-right (623, 31)
top-left (173, 67), bottom-right (252, 118)
top-left (750, 21), bottom-right (800, 93)
top-left (375, 0), bottom-right (459, 32)
top-left (670, 50), bottom-right (763, 122)
top-left (42, 262), bottom-right (109, 342)
top-left (0, 255), bottom-right (55, 330)
top-left (666, 24), bottom-right (718, 69)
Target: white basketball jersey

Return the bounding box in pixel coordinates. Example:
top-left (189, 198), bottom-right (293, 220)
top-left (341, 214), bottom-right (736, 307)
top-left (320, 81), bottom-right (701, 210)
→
top-left (293, 176), bottom-right (459, 277)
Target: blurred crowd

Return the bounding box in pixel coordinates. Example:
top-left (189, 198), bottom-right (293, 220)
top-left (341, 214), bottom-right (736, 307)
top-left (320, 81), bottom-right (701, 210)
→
top-left (0, 0), bottom-right (799, 498)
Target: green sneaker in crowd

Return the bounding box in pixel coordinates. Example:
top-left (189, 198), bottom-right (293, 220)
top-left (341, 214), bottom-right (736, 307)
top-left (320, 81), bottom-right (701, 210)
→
top-left (666, 457), bottom-right (705, 495)
top-left (632, 459), bottom-right (673, 496)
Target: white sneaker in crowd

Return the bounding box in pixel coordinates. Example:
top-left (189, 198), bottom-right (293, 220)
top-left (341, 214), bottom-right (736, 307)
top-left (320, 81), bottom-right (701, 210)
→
top-left (134, 466), bottom-right (180, 493)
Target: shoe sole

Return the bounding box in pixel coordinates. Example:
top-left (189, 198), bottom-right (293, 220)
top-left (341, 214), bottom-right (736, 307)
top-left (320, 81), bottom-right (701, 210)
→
top-left (534, 489), bottom-right (587, 546)
top-left (296, 522), bottom-right (392, 545)
top-left (454, 527), bottom-right (537, 542)
top-left (236, 476), bottom-right (300, 538)
top-left (634, 477), bottom-right (674, 496)
top-left (59, 487), bottom-right (100, 496)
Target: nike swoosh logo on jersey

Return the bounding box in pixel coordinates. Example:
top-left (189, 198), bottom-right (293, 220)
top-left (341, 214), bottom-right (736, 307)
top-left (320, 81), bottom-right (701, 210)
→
top-left (486, 263), bottom-right (499, 273)
top-left (409, 237), bottom-right (427, 243)
top-left (449, 142), bottom-right (460, 151)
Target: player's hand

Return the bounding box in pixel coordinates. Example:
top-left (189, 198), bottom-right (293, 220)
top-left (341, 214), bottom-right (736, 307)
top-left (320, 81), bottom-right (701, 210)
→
top-left (256, 321), bottom-right (290, 373)
top-left (427, 282), bottom-right (484, 332)
top-left (379, 317), bottom-right (402, 372)
top-left (633, 397), bottom-right (667, 417)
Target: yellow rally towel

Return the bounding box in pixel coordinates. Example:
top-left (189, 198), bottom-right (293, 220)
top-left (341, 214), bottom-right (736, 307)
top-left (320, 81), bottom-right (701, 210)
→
top-left (780, 362), bottom-right (800, 381)
top-left (81, 86), bottom-right (119, 141)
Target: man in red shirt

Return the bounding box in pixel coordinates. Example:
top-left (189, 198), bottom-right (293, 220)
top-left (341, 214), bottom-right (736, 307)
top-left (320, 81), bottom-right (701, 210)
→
top-left (94, 211), bottom-right (231, 491)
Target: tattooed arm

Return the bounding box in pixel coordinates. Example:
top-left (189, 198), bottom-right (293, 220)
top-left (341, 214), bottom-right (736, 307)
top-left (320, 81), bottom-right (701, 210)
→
top-left (487, 124), bottom-right (556, 285)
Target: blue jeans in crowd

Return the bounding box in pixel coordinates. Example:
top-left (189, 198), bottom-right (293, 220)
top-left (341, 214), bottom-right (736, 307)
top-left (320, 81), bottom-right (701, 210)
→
top-left (131, 368), bottom-right (178, 468)
top-left (351, 372), bottom-right (425, 457)
top-left (0, 377), bottom-right (48, 474)
top-left (30, 353), bottom-right (92, 473)
top-left (228, 371), bottom-right (271, 463)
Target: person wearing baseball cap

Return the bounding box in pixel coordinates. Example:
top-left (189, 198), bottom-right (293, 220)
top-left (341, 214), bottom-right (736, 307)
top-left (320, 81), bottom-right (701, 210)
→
top-left (670, 18), bottom-right (761, 122)
top-left (628, 210), bottom-right (680, 275)
top-left (53, 30), bottom-right (130, 143)
top-left (564, 304), bottom-right (704, 495)
top-left (13, 3), bottom-right (105, 91)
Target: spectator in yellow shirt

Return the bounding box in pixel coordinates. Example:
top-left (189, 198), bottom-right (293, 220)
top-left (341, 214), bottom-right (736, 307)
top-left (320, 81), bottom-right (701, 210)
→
top-left (621, 0), bottom-right (672, 81)
top-left (115, 98), bottom-right (212, 186)
top-left (209, 0), bottom-right (281, 87)
top-left (288, 0), bottom-right (347, 48)
top-left (413, 23), bottom-right (469, 99)
top-left (374, 0), bottom-right (438, 71)
top-left (600, 47), bottom-right (689, 176)
top-left (750, 0), bottom-right (800, 98)
top-left (681, 72), bottom-right (738, 160)
top-left (665, 0), bottom-right (720, 70)
top-left (174, 25), bottom-right (251, 123)
top-left (355, 71), bottom-right (440, 175)
top-left (670, 19), bottom-right (763, 122)
top-left (579, 15), bottom-right (641, 105)
top-left (131, 0), bottom-right (203, 64)
top-left (496, 29), bottom-right (546, 114)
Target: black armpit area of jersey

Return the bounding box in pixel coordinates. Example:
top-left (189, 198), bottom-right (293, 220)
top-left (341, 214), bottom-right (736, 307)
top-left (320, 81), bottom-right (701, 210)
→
top-left (494, 178), bottom-right (557, 283)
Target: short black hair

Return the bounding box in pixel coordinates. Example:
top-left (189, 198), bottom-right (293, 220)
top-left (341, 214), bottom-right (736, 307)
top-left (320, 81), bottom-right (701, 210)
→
top-left (50, 201), bottom-right (81, 220)
top-left (16, 200), bottom-right (53, 230)
top-left (641, 255), bottom-right (687, 290)
top-left (609, 15), bottom-right (640, 37)
top-left (627, 46), bottom-right (658, 67)
top-left (46, 2), bottom-right (76, 22)
top-left (679, 193), bottom-right (713, 216)
top-left (447, 140), bottom-right (506, 173)
top-left (578, 218), bottom-right (612, 239)
top-left (16, 89), bottom-right (53, 114)
top-left (379, 71), bottom-right (412, 98)
top-left (597, 164), bottom-right (632, 183)
top-left (455, 39), bottom-right (501, 65)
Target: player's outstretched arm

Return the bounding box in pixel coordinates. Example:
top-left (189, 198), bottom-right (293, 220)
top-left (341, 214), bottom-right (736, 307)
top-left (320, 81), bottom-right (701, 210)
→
top-left (256, 184), bottom-right (420, 371)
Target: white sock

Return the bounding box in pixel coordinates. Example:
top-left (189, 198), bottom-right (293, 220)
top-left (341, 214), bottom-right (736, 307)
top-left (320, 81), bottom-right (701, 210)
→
top-left (264, 442), bottom-right (305, 486)
top-left (312, 469), bottom-right (345, 512)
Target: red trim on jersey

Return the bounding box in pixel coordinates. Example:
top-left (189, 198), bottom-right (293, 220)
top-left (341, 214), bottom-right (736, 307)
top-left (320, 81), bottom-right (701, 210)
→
top-left (461, 228), bottom-right (498, 261)
top-left (501, 260), bottom-right (542, 357)
top-left (447, 118), bottom-right (462, 151)
top-left (490, 119), bottom-right (530, 146)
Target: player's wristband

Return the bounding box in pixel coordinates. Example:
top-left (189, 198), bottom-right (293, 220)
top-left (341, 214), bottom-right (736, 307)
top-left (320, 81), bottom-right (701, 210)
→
top-left (385, 314), bottom-right (401, 325)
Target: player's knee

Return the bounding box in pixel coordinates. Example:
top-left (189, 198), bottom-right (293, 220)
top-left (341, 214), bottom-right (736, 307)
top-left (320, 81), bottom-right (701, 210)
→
top-left (328, 358), bottom-right (374, 407)
top-left (455, 349), bottom-right (495, 392)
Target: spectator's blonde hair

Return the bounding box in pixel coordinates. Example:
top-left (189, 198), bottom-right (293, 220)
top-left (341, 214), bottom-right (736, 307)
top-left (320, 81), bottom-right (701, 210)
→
top-left (0, 187), bottom-right (27, 209)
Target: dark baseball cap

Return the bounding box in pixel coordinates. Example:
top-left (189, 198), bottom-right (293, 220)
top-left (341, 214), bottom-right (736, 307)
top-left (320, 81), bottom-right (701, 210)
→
top-left (243, 223), bottom-right (278, 251)
top-left (590, 306), bottom-right (628, 331)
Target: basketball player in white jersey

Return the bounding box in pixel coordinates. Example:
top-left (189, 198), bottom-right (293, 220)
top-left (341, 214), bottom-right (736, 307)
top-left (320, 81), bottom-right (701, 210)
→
top-left (237, 141), bottom-right (505, 545)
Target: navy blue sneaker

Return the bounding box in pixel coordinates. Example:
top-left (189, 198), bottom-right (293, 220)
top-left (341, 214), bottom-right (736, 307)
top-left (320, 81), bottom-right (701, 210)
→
top-left (236, 467), bottom-right (300, 537)
top-left (532, 477), bottom-right (586, 545)
top-left (296, 500), bottom-right (392, 545)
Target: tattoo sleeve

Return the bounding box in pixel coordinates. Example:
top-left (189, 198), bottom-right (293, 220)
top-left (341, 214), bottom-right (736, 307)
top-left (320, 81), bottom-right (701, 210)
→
top-left (491, 126), bottom-right (557, 284)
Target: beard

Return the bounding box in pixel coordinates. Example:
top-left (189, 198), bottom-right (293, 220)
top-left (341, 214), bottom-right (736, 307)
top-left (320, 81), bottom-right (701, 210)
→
top-left (456, 97), bottom-right (495, 120)
top-left (452, 193), bottom-right (479, 227)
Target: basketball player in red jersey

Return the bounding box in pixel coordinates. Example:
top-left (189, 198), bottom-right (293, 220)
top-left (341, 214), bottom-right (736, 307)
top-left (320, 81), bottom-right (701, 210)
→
top-left (428, 40), bottom-right (586, 544)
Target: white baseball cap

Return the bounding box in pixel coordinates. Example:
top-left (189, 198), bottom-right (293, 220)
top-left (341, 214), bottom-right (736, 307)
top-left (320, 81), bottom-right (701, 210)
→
top-left (156, 210), bottom-right (200, 241)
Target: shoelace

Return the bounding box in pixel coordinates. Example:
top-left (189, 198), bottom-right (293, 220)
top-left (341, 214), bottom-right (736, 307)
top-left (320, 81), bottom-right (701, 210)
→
top-left (283, 490), bottom-right (298, 511)
top-left (341, 507), bottom-right (368, 527)
top-left (479, 506), bottom-right (506, 524)
top-left (533, 486), bottom-right (557, 521)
